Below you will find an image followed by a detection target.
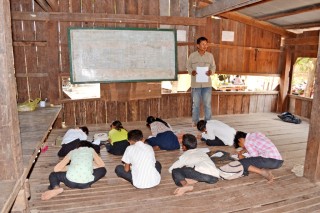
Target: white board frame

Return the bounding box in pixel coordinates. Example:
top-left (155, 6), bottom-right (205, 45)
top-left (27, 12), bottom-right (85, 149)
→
top-left (68, 28), bottom-right (178, 83)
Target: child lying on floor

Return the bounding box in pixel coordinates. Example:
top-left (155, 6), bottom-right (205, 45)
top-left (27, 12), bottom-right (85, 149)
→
top-left (169, 134), bottom-right (219, 196)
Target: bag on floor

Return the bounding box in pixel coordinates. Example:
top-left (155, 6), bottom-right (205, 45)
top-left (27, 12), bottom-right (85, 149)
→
top-left (219, 161), bottom-right (244, 180)
top-left (277, 112), bottom-right (301, 124)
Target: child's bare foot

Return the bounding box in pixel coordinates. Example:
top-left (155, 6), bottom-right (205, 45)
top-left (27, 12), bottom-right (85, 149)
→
top-left (261, 169), bottom-right (274, 183)
top-left (185, 178), bottom-right (198, 185)
top-left (41, 188), bottom-right (64, 200)
top-left (173, 185), bottom-right (194, 196)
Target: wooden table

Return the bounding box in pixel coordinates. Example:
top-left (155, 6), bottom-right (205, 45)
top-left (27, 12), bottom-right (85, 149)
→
top-left (1, 105), bottom-right (61, 213)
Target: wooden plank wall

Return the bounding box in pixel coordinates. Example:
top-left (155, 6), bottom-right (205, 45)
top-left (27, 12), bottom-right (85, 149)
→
top-left (288, 95), bottom-right (313, 119)
top-left (60, 92), bottom-right (278, 127)
top-left (10, 0), bottom-right (282, 126)
top-left (211, 18), bottom-right (281, 75)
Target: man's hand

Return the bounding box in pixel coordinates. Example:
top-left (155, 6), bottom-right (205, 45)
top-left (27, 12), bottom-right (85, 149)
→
top-left (191, 70), bottom-right (197, 76)
top-left (206, 70), bottom-right (212, 76)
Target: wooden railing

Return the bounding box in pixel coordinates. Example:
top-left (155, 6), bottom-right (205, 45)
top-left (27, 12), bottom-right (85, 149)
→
top-left (288, 94), bottom-right (313, 119)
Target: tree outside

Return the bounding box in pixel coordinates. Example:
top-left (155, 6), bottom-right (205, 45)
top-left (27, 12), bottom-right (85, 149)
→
top-left (291, 57), bottom-right (316, 98)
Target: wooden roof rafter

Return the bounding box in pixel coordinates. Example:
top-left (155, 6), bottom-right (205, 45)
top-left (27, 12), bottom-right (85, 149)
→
top-left (283, 21), bottom-right (320, 30)
top-left (35, 0), bottom-right (58, 12)
top-left (258, 3), bottom-right (320, 21)
top-left (219, 11), bottom-right (296, 38)
top-left (35, 0), bottom-right (51, 12)
top-left (195, 0), bottom-right (266, 17)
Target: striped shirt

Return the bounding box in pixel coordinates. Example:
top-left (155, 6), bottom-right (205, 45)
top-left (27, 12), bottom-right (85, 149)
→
top-left (245, 132), bottom-right (282, 160)
top-left (121, 141), bottom-right (161, 189)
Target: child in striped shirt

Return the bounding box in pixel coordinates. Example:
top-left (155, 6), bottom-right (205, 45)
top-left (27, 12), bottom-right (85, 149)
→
top-left (234, 131), bottom-right (283, 183)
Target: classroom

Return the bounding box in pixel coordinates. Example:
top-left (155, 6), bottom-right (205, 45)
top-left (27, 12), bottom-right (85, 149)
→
top-left (1, 0), bottom-right (320, 212)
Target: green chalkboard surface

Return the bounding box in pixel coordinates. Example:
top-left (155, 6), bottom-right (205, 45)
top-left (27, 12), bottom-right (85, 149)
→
top-left (68, 28), bottom-right (177, 83)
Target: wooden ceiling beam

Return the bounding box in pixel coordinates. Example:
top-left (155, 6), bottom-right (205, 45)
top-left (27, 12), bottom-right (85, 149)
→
top-left (34, 0), bottom-right (51, 12)
top-left (283, 21), bottom-right (320, 30)
top-left (258, 3), bottom-right (320, 21)
top-left (11, 12), bottom-right (207, 26)
top-left (219, 11), bottom-right (296, 37)
top-left (195, 0), bottom-right (264, 17)
top-left (285, 36), bottom-right (319, 46)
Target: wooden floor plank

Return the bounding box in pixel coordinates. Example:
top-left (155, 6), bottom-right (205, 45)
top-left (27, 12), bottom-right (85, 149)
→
top-left (28, 113), bottom-right (320, 212)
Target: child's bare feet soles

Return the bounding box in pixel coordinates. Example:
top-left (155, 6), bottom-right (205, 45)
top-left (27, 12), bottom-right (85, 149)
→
top-left (185, 178), bottom-right (198, 185)
top-left (261, 169), bottom-right (274, 183)
top-left (41, 188), bottom-right (64, 200)
top-left (173, 185), bottom-right (194, 196)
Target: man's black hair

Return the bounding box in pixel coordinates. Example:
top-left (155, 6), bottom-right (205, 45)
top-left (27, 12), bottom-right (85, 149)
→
top-left (197, 37), bottom-right (208, 44)
top-left (197, 120), bottom-right (207, 131)
top-left (80, 126), bottom-right (89, 135)
top-left (233, 131), bottom-right (247, 148)
top-left (182, 134), bottom-right (197, 150)
top-left (128, 129), bottom-right (143, 142)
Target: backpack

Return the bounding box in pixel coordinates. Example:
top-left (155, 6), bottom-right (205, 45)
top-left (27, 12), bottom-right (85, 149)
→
top-left (277, 112), bottom-right (301, 124)
top-left (219, 161), bottom-right (244, 180)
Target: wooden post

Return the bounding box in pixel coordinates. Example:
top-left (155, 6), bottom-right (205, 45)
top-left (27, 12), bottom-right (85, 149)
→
top-left (304, 33), bottom-right (320, 181)
top-left (0, 0), bottom-right (24, 211)
top-left (47, 20), bottom-right (60, 104)
top-left (0, 0), bottom-right (23, 180)
top-left (277, 46), bottom-right (292, 112)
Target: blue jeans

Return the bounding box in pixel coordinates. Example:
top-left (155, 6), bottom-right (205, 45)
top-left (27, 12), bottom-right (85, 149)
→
top-left (239, 157), bottom-right (284, 172)
top-left (172, 167), bottom-right (218, 186)
top-left (192, 87), bottom-right (212, 123)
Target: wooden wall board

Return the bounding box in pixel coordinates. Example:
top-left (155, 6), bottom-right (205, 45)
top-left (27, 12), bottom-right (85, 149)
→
top-left (127, 100), bottom-right (139, 122)
top-left (138, 99), bottom-right (150, 121)
top-left (295, 99), bottom-right (302, 116)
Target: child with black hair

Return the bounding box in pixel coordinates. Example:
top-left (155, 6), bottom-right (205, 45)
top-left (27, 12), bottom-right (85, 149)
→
top-left (197, 120), bottom-right (236, 146)
top-left (145, 116), bottom-right (180, 151)
top-left (169, 134), bottom-right (219, 196)
top-left (58, 126), bottom-right (101, 157)
top-left (115, 129), bottom-right (162, 189)
top-left (106, 120), bottom-right (129, 155)
top-left (41, 141), bottom-right (106, 200)
top-left (234, 131), bottom-right (283, 183)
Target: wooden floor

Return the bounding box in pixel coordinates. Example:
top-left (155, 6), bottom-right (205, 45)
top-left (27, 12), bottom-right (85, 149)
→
top-left (28, 113), bottom-right (320, 213)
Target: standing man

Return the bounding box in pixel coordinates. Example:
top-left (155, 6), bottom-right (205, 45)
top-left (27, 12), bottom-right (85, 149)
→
top-left (187, 37), bottom-right (216, 126)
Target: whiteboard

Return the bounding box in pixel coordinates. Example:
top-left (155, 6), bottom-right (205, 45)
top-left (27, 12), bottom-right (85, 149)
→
top-left (68, 28), bottom-right (178, 83)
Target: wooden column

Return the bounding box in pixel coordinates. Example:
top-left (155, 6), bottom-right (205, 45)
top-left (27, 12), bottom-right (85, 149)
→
top-left (304, 33), bottom-right (320, 181)
top-left (0, 0), bottom-right (23, 180)
top-left (47, 20), bottom-right (60, 104)
top-left (277, 46), bottom-right (292, 112)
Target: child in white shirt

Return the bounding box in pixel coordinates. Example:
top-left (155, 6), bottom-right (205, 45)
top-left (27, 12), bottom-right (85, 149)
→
top-left (115, 129), bottom-right (161, 189)
top-left (169, 134), bottom-right (219, 196)
top-left (197, 120), bottom-right (236, 146)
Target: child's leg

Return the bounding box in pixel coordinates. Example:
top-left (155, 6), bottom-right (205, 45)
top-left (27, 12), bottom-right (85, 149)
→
top-left (88, 167), bottom-right (107, 186)
top-left (41, 187), bottom-right (64, 200)
top-left (248, 165), bottom-right (274, 183)
top-left (115, 165), bottom-right (133, 184)
top-left (172, 167), bottom-right (218, 186)
top-left (205, 136), bottom-right (225, 146)
top-left (172, 167), bottom-right (218, 196)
